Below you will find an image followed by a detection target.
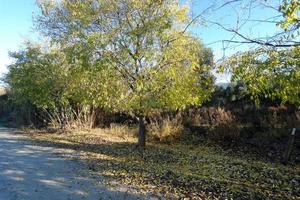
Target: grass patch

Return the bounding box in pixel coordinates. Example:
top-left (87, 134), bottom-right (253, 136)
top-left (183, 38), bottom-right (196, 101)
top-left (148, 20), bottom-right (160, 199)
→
top-left (23, 127), bottom-right (300, 199)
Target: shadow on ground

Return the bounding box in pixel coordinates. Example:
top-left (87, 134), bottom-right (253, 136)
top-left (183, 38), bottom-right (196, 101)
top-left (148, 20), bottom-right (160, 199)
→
top-left (19, 129), bottom-right (300, 199)
top-left (0, 127), bottom-right (142, 200)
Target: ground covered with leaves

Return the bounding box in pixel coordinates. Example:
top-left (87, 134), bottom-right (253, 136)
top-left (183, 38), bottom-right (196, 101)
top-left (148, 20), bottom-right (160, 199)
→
top-left (23, 128), bottom-right (300, 200)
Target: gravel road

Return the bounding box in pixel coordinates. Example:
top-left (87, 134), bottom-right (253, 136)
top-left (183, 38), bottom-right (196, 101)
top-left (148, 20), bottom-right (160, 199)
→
top-left (0, 127), bottom-right (142, 200)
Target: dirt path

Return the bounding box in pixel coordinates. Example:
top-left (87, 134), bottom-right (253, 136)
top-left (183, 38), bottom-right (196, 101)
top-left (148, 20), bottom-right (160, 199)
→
top-left (0, 127), bottom-right (142, 200)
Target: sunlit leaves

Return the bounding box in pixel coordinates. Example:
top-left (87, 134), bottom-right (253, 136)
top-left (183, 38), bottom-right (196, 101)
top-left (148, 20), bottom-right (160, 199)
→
top-left (6, 43), bottom-right (70, 109)
top-left (230, 47), bottom-right (300, 107)
top-left (36, 0), bottom-right (214, 116)
top-left (278, 0), bottom-right (300, 33)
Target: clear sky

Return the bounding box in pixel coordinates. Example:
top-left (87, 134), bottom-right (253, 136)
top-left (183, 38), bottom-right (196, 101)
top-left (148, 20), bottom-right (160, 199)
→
top-left (0, 0), bottom-right (282, 83)
top-left (0, 0), bottom-right (38, 75)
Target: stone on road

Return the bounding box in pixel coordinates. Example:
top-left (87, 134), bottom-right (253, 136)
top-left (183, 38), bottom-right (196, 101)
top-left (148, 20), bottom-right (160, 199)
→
top-left (0, 127), bottom-right (141, 200)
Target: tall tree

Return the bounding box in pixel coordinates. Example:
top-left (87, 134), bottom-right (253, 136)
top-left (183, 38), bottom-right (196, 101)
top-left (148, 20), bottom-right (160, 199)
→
top-left (35, 0), bottom-right (214, 148)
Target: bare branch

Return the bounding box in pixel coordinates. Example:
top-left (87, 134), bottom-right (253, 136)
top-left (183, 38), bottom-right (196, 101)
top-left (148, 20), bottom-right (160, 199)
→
top-left (188, 0), bottom-right (300, 50)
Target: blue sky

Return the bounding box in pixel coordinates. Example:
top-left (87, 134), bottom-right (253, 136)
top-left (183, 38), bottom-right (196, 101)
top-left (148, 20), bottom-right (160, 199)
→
top-left (0, 0), bottom-right (282, 83)
top-left (0, 0), bottom-right (38, 75)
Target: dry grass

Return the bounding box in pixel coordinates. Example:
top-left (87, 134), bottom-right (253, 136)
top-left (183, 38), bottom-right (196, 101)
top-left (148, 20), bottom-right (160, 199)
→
top-left (214, 107), bottom-right (235, 124)
top-left (22, 124), bottom-right (300, 200)
top-left (148, 116), bottom-right (184, 143)
top-left (206, 107), bottom-right (243, 141)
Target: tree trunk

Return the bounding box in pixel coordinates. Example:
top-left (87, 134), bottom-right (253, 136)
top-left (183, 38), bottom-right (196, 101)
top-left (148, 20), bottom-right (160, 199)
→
top-left (90, 106), bottom-right (99, 129)
top-left (138, 116), bottom-right (146, 148)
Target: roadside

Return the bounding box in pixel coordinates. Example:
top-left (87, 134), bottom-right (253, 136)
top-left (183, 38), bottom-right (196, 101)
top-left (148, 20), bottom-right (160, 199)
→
top-left (0, 127), bottom-right (142, 200)
top-left (23, 127), bottom-right (300, 200)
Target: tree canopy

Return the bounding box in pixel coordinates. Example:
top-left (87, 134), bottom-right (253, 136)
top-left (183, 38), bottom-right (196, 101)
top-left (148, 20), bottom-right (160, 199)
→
top-left (230, 47), bottom-right (300, 107)
top-left (6, 0), bottom-right (214, 147)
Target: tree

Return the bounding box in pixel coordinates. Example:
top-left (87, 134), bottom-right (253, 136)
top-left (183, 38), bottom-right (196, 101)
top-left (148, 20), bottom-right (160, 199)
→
top-left (230, 47), bottom-right (300, 107)
top-left (6, 43), bottom-right (69, 109)
top-left (36, 0), bottom-right (214, 148)
top-left (6, 40), bottom-right (124, 128)
top-left (5, 43), bottom-right (71, 126)
top-left (62, 42), bottom-right (126, 128)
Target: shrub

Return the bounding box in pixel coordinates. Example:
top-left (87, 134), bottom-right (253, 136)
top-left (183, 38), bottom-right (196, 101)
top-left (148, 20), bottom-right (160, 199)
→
top-left (206, 107), bottom-right (242, 141)
top-left (208, 123), bottom-right (242, 141)
top-left (148, 115), bottom-right (184, 143)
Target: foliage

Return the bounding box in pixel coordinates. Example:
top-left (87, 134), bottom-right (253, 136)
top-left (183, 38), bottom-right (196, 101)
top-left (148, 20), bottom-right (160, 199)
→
top-left (6, 43), bottom-right (69, 109)
top-left (5, 0), bottom-right (215, 148)
top-left (5, 41), bottom-right (125, 128)
top-left (209, 82), bottom-right (252, 106)
top-left (36, 0), bottom-right (214, 114)
top-left (279, 0), bottom-right (300, 35)
top-left (63, 43), bottom-right (126, 112)
top-left (230, 47), bottom-right (300, 107)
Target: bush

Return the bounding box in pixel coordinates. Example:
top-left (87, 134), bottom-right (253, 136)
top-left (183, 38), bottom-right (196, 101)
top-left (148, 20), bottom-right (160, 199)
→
top-left (148, 115), bottom-right (184, 143)
top-left (208, 123), bottom-right (242, 141)
top-left (206, 107), bottom-right (243, 141)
